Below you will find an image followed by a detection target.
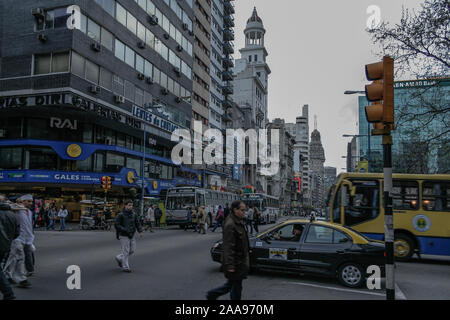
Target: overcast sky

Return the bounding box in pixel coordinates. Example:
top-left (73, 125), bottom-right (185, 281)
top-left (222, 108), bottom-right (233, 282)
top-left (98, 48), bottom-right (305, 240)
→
top-left (233, 0), bottom-right (424, 173)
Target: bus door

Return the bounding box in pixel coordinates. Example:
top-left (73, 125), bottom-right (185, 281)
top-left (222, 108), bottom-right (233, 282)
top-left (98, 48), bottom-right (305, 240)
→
top-left (342, 180), bottom-right (380, 229)
top-left (196, 192), bottom-right (205, 208)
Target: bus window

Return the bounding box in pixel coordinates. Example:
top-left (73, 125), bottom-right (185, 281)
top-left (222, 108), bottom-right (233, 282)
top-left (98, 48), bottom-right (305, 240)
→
top-left (344, 181), bottom-right (379, 226)
top-left (333, 187), bottom-right (341, 224)
top-left (423, 181), bottom-right (450, 211)
top-left (392, 180), bottom-right (419, 210)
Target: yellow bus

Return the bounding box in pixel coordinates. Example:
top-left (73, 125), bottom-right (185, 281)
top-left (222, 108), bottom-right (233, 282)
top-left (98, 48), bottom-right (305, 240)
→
top-left (326, 173), bottom-right (450, 260)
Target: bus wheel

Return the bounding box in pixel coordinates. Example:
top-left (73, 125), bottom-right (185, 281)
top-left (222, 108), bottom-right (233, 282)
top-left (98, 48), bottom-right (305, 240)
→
top-left (394, 234), bottom-right (415, 261)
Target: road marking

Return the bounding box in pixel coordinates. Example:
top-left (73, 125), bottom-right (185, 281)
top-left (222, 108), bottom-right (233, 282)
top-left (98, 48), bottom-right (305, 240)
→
top-left (283, 281), bottom-right (385, 297)
top-left (395, 283), bottom-right (407, 300)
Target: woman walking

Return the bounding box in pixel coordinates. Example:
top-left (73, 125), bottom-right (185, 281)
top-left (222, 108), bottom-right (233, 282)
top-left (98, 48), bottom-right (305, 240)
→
top-left (58, 205), bottom-right (68, 231)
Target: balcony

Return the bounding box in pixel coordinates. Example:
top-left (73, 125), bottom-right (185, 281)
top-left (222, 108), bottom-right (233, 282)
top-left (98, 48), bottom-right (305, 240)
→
top-left (222, 70), bottom-right (233, 81)
top-left (223, 42), bottom-right (234, 54)
top-left (223, 28), bottom-right (235, 41)
top-left (223, 15), bottom-right (235, 28)
top-left (222, 84), bottom-right (233, 95)
top-left (222, 57), bottom-right (234, 68)
top-left (224, 0), bottom-right (235, 15)
top-left (222, 98), bottom-right (233, 109)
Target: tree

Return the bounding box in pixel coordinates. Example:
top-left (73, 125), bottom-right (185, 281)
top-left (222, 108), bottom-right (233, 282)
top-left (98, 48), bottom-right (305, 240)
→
top-left (368, 0), bottom-right (450, 173)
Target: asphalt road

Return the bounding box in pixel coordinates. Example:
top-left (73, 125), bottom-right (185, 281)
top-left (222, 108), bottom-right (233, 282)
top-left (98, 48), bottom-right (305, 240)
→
top-left (9, 219), bottom-right (450, 300)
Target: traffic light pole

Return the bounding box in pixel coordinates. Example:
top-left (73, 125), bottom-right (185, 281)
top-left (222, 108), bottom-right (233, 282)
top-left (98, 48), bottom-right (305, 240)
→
top-left (383, 134), bottom-right (395, 300)
top-left (141, 123), bottom-right (146, 217)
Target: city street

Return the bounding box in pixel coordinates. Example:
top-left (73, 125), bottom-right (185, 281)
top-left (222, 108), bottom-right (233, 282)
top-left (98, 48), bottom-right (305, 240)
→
top-left (11, 219), bottom-right (450, 300)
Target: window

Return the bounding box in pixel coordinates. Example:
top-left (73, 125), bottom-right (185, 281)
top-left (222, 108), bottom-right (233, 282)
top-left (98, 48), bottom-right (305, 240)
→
top-left (114, 39), bottom-right (125, 61)
top-left (423, 181), bottom-right (450, 211)
top-left (106, 152), bottom-right (125, 172)
top-left (147, 0), bottom-right (155, 15)
top-left (116, 2), bottom-right (127, 26)
top-left (145, 29), bottom-right (155, 48)
top-left (94, 152), bottom-right (104, 172)
top-left (101, 28), bottom-right (114, 51)
top-left (52, 52), bottom-right (70, 73)
top-left (126, 156), bottom-right (141, 174)
top-left (27, 147), bottom-right (58, 170)
top-left (126, 12), bottom-right (137, 34)
top-left (124, 81), bottom-right (135, 101)
top-left (136, 55), bottom-right (144, 74)
top-left (333, 187), bottom-right (341, 224)
top-left (34, 54), bottom-right (51, 75)
top-left (138, 0), bottom-right (147, 11)
top-left (0, 147), bottom-right (23, 169)
top-left (125, 46), bottom-right (135, 67)
top-left (95, 0), bottom-right (115, 16)
top-left (162, 15), bottom-right (170, 33)
top-left (345, 180), bottom-right (380, 226)
top-left (160, 72), bottom-right (167, 88)
top-left (137, 22), bottom-right (146, 41)
top-left (153, 67), bottom-right (160, 84)
top-left (161, 44), bottom-right (169, 60)
top-left (87, 18), bottom-right (101, 42)
top-left (79, 13), bottom-right (87, 33)
top-left (305, 225), bottom-right (333, 244)
top-left (112, 75), bottom-right (124, 95)
top-left (100, 68), bottom-right (112, 90)
top-left (169, 23), bottom-right (176, 40)
top-left (167, 77), bottom-right (174, 94)
top-left (135, 87), bottom-right (144, 106)
top-left (144, 60), bottom-right (153, 77)
top-left (392, 180), bottom-right (419, 210)
top-left (85, 60), bottom-right (99, 84)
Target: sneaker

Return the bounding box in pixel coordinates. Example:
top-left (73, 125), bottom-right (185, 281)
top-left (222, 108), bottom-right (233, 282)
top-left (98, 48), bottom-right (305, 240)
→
top-left (18, 280), bottom-right (32, 288)
top-left (115, 257), bottom-right (123, 268)
top-left (122, 268), bottom-right (132, 273)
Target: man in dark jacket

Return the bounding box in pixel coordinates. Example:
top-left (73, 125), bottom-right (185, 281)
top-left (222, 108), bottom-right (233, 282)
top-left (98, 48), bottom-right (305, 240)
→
top-left (114, 200), bottom-right (143, 273)
top-left (154, 206), bottom-right (162, 227)
top-left (0, 194), bottom-right (20, 300)
top-left (223, 203), bottom-right (231, 220)
top-left (207, 200), bottom-right (249, 300)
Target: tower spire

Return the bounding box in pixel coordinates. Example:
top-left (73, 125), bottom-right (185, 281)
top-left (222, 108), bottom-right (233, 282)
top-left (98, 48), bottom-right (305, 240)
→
top-left (314, 115), bottom-right (317, 130)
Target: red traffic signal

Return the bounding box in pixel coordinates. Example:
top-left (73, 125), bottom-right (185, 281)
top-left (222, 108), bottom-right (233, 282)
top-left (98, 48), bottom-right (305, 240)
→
top-left (101, 176), bottom-right (107, 189)
top-left (106, 176), bottom-right (112, 190)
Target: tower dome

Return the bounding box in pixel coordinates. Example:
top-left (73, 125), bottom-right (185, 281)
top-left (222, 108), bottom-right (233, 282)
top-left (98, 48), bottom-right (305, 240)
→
top-left (244, 7), bottom-right (265, 47)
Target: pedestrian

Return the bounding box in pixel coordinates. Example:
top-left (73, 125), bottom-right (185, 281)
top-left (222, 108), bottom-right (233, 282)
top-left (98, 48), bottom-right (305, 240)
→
top-left (253, 206), bottom-right (260, 234)
top-left (4, 195), bottom-right (35, 288)
top-left (58, 205), bottom-right (68, 231)
top-left (211, 205), bottom-right (224, 232)
top-left (46, 205), bottom-right (57, 231)
top-left (224, 203), bottom-right (231, 221)
top-left (145, 205), bottom-right (155, 232)
top-left (154, 205), bottom-right (162, 227)
top-left (0, 194), bottom-right (20, 300)
top-left (191, 207), bottom-right (198, 232)
top-left (184, 206), bottom-right (193, 231)
top-left (197, 206), bottom-right (207, 235)
top-left (206, 200), bottom-right (249, 300)
top-left (114, 200), bottom-right (143, 273)
top-left (246, 206), bottom-right (254, 235)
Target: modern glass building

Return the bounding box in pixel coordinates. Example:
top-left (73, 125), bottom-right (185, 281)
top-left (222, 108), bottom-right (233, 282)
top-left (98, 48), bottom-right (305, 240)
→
top-left (358, 77), bottom-right (450, 173)
top-left (0, 0), bottom-right (202, 219)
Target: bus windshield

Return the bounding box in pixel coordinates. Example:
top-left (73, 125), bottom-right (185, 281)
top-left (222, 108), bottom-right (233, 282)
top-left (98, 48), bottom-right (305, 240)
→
top-left (166, 195), bottom-right (195, 210)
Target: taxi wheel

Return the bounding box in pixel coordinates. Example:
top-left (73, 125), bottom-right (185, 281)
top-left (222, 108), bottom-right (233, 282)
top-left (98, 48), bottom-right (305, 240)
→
top-left (337, 263), bottom-right (364, 288)
top-left (394, 234), bottom-right (414, 261)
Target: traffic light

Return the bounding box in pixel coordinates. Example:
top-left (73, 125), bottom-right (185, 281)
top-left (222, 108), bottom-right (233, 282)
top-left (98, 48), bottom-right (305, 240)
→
top-left (101, 176), bottom-right (107, 189)
top-left (364, 56), bottom-right (394, 135)
top-left (106, 176), bottom-right (112, 190)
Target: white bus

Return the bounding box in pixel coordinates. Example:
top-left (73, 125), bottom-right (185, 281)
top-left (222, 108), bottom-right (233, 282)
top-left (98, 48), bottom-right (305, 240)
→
top-left (241, 193), bottom-right (280, 224)
top-left (165, 187), bottom-right (240, 227)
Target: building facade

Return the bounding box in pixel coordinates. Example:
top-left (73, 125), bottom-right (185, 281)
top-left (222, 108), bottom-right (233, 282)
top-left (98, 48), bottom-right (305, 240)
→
top-left (323, 166), bottom-right (337, 197)
top-left (358, 78), bottom-right (450, 174)
top-left (309, 126), bottom-right (325, 209)
top-left (0, 0), bottom-right (200, 219)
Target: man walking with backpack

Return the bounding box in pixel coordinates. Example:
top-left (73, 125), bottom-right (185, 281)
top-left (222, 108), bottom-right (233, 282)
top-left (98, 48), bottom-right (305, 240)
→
top-left (114, 200), bottom-right (143, 273)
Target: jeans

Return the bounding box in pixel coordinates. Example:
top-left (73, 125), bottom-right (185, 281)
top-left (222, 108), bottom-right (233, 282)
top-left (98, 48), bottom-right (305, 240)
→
top-left (47, 219), bottom-right (55, 230)
top-left (253, 221), bottom-right (259, 234)
top-left (23, 244), bottom-right (34, 273)
top-left (60, 218), bottom-right (66, 231)
top-left (207, 279), bottom-right (243, 300)
top-left (211, 220), bottom-right (223, 232)
top-left (246, 220), bottom-right (254, 234)
top-left (0, 253), bottom-right (15, 300)
top-left (116, 236), bottom-right (136, 270)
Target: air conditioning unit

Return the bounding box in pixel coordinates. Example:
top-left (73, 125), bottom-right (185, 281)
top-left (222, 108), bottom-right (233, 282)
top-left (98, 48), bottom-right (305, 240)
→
top-left (174, 67), bottom-right (181, 75)
top-left (115, 95), bottom-right (125, 103)
top-left (91, 42), bottom-right (101, 52)
top-left (37, 34), bottom-right (48, 42)
top-left (175, 97), bottom-right (182, 103)
top-left (161, 88), bottom-right (169, 95)
top-left (188, 30), bottom-right (194, 36)
top-left (149, 15), bottom-right (158, 25)
top-left (90, 85), bottom-right (101, 94)
top-left (182, 23), bottom-right (188, 31)
top-left (146, 77), bottom-right (153, 84)
top-left (176, 44), bottom-right (183, 52)
top-left (137, 73), bottom-right (145, 80)
top-left (163, 33), bottom-right (170, 40)
top-left (138, 41), bottom-right (146, 49)
top-left (31, 8), bottom-right (45, 18)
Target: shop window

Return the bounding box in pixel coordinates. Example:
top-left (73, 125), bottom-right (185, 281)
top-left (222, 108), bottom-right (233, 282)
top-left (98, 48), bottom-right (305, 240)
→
top-left (85, 60), bottom-right (100, 84)
top-left (87, 18), bottom-right (101, 43)
top-left (0, 118), bottom-right (22, 139)
top-left (0, 147), bottom-right (23, 170)
top-left (392, 180), bottom-right (419, 210)
top-left (27, 147), bottom-right (58, 170)
top-left (101, 28), bottom-right (114, 51)
top-left (26, 118), bottom-right (50, 140)
top-left (423, 182), bottom-right (450, 211)
top-left (71, 51), bottom-right (85, 77)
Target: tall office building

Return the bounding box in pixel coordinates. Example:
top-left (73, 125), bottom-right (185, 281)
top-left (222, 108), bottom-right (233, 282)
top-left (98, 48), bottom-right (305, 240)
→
top-left (309, 119), bottom-right (325, 209)
top-left (324, 166), bottom-right (337, 196)
top-left (285, 104), bottom-right (310, 205)
top-left (0, 0), bottom-right (200, 217)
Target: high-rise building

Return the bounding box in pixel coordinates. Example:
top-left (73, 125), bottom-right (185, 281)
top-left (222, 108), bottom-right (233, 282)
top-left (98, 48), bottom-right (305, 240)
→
top-left (232, 7), bottom-right (271, 192)
top-left (309, 120), bottom-right (325, 208)
top-left (285, 104), bottom-right (310, 205)
top-left (0, 0), bottom-right (200, 216)
top-left (324, 166), bottom-right (337, 197)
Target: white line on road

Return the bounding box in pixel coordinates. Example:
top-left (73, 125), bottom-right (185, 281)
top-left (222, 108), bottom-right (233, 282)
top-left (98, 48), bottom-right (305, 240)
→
top-left (395, 283), bottom-right (407, 300)
top-left (283, 281), bottom-right (386, 297)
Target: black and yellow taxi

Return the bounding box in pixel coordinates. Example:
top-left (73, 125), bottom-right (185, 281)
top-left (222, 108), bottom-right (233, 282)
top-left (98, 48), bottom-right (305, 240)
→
top-left (211, 218), bottom-right (385, 288)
